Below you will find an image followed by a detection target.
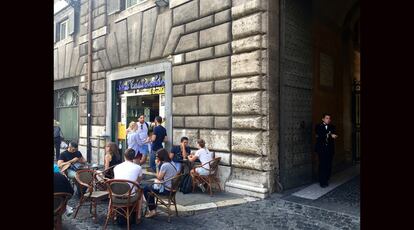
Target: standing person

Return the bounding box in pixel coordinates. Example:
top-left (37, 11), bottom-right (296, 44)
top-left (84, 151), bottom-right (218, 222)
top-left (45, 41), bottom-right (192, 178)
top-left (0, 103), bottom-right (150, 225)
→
top-left (143, 148), bottom-right (177, 218)
top-left (126, 121), bottom-right (137, 148)
top-left (134, 115), bottom-right (151, 165)
top-left (103, 142), bottom-right (122, 179)
top-left (54, 120), bottom-right (64, 161)
top-left (314, 113), bottom-right (338, 188)
top-left (169, 137), bottom-right (190, 173)
top-left (149, 116), bottom-right (167, 172)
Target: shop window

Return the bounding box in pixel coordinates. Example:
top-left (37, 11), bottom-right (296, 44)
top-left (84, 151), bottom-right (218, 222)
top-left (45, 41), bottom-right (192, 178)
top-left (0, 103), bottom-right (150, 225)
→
top-left (54, 88), bottom-right (79, 143)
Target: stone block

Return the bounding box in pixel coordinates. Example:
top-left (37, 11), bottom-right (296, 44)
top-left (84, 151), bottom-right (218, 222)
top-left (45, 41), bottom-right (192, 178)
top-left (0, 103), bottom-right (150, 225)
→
top-left (163, 25), bottom-right (185, 56)
top-left (173, 116), bottom-right (185, 127)
top-left (232, 116), bottom-right (262, 129)
top-left (232, 91), bottom-right (261, 115)
top-left (214, 43), bottom-right (231, 57)
top-left (185, 47), bottom-right (214, 62)
top-left (173, 84), bottom-right (185, 96)
top-left (91, 125), bottom-right (106, 137)
top-left (93, 14), bottom-right (106, 30)
top-left (200, 23), bottom-right (231, 47)
top-left (217, 165), bottom-right (231, 189)
top-left (185, 81), bottom-right (214, 95)
top-left (172, 62), bottom-right (198, 84)
top-left (114, 19), bottom-right (128, 66)
top-left (173, 96), bottom-right (198, 115)
top-left (140, 7), bottom-right (158, 62)
top-left (230, 163), bottom-right (272, 187)
top-left (91, 79), bottom-right (105, 93)
top-left (200, 0), bottom-right (231, 17)
top-left (199, 129), bottom-right (230, 152)
top-left (92, 93), bottom-right (106, 102)
top-left (170, 0), bottom-right (192, 8)
top-left (231, 153), bottom-right (265, 171)
top-left (232, 131), bottom-right (262, 155)
top-left (175, 32), bottom-right (199, 53)
top-left (151, 10), bottom-right (173, 59)
top-left (231, 0), bottom-right (263, 19)
top-left (199, 94), bottom-right (231, 115)
top-left (214, 152), bottom-right (231, 166)
top-left (232, 35), bottom-right (262, 54)
top-left (106, 32), bottom-right (120, 68)
top-left (232, 12), bottom-right (262, 39)
top-left (199, 56), bottom-right (230, 81)
top-left (173, 54), bottom-right (184, 65)
top-left (214, 79), bottom-right (230, 93)
top-left (173, 128), bottom-right (199, 148)
top-left (214, 9), bottom-right (231, 24)
top-left (97, 50), bottom-right (111, 70)
top-left (127, 12), bottom-right (143, 64)
top-left (231, 75), bottom-right (262, 92)
top-left (185, 15), bottom-right (214, 33)
top-left (91, 102), bottom-right (106, 116)
top-left (214, 116), bottom-right (231, 129)
top-left (231, 51), bottom-right (261, 77)
top-left (173, 0), bottom-right (199, 26)
top-left (185, 116), bottom-right (214, 128)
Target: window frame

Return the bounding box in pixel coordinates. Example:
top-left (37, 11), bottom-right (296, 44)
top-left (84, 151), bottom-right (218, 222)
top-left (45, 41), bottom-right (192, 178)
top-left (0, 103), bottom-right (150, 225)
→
top-left (58, 19), bottom-right (69, 42)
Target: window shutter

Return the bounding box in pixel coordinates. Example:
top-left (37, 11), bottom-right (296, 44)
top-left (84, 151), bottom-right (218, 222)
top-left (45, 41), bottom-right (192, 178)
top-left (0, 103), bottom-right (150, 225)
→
top-left (108, 0), bottom-right (123, 15)
top-left (68, 11), bottom-right (75, 35)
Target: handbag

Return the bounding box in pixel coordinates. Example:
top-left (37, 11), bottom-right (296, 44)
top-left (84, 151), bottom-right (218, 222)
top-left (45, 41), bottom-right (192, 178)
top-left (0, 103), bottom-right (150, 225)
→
top-left (152, 179), bottom-right (165, 193)
top-left (69, 162), bottom-right (83, 171)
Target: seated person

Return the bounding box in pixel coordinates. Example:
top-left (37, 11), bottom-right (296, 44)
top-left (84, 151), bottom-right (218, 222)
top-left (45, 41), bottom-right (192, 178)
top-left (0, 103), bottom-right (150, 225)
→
top-left (169, 136), bottom-right (190, 173)
top-left (143, 148), bottom-right (178, 218)
top-left (113, 148), bottom-right (143, 191)
top-left (57, 142), bottom-right (86, 179)
top-left (54, 171), bottom-right (74, 215)
top-left (54, 171), bottom-right (74, 195)
top-left (103, 142), bottom-right (122, 179)
top-left (188, 139), bottom-right (214, 176)
top-left (54, 163), bottom-right (61, 174)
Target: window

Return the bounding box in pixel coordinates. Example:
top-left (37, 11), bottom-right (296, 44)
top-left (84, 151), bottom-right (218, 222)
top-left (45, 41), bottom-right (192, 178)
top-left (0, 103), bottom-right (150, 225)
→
top-left (126, 0), bottom-right (147, 9)
top-left (54, 88), bottom-right (79, 143)
top-left (59, 19), bottom-right (68, 41)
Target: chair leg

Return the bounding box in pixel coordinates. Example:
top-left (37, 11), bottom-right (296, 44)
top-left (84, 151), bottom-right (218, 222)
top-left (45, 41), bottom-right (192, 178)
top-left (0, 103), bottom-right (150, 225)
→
top-left (126, 208), bottom-right (130, 230)
top-left (92, 200), bottom-right (98, 223)
top-left (73, 197), bottom-right (84, 218)
top-left (104, 207), bottom-right (111, 230)
top-left (167, 199), bottom-right (171, 223)
top-left (173, 197), bottom-right (178, 216)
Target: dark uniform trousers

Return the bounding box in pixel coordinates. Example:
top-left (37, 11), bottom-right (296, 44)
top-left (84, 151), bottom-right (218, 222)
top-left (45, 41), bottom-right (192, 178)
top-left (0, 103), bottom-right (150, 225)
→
top-left (315, 123), bottom-right (336, 186)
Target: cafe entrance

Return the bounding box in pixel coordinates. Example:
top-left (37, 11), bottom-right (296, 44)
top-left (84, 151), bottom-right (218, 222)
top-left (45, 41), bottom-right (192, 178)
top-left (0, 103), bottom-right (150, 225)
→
top-left (114, 73), bottom-right (166, 154)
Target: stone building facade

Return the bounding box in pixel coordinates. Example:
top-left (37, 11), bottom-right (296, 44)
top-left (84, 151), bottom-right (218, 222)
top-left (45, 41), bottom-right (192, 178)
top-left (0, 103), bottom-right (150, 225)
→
top-left (54, 0), bottom-right (360, 198)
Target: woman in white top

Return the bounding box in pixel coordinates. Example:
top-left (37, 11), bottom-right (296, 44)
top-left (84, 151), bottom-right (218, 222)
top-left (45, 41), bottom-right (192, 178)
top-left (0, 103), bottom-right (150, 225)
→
top-left (188, 139), bottom-right (213, 176)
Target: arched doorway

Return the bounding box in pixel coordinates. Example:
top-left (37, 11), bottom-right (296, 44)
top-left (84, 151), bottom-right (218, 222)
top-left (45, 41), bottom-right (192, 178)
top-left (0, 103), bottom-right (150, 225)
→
top-left (311, 0), bottom-right (360, 180)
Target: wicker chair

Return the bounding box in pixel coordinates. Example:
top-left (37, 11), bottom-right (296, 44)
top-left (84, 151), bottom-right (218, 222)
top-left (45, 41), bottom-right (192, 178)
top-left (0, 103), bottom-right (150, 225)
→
top-left (147, 173), bottom-right (183, 223)
top-left (192, 157), bottom-right (222, 196)
top-left (54, 192), bottom-right (72, 230)
top-left (73, 169), bottom-right (109, 223)
top-left (104, 179), bottom-right (143, 230)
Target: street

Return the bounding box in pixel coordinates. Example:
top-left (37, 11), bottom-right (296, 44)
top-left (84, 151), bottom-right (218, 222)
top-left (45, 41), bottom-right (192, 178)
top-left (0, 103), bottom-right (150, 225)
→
top-left (62, 176), bottom-right (360, 230)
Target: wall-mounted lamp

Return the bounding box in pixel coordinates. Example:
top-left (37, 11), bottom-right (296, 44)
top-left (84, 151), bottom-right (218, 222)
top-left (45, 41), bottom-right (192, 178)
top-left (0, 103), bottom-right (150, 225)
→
top-left (155, 0), bottom-right (169, 7)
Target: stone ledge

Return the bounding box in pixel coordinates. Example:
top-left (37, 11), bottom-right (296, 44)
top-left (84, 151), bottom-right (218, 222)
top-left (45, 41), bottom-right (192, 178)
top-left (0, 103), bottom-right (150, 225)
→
top-left (225, 183), bottom-right (269, 199)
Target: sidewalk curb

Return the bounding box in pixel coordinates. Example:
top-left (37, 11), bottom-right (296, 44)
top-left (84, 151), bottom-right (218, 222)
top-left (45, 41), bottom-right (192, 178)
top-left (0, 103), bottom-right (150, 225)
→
top-left (157, 196), bottom-right (260, 216)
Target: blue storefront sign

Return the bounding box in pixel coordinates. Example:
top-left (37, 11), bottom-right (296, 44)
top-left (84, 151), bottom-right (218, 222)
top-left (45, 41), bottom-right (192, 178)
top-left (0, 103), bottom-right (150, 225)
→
top-left (117, 73), bottom-right (165, 92)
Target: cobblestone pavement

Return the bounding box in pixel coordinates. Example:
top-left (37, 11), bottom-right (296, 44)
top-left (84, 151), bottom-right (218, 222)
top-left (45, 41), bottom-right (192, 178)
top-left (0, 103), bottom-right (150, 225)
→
top-left (62, 176), bottom-right (360, 230)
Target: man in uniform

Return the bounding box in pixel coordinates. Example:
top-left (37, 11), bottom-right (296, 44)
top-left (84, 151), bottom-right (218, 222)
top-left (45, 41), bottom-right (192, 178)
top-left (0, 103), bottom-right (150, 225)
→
top-left (315, 113), bottom-right (338, 188)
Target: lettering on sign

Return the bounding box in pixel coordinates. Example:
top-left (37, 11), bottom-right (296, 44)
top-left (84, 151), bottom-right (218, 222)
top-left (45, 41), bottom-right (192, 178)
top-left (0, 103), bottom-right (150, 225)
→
top-left (117, 74), bottom-right (165, 92)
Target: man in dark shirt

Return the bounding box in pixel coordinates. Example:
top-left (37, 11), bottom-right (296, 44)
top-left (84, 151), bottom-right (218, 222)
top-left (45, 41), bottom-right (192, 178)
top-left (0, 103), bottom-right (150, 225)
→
top-left (54, 172), bottom-right (74, 195)
top-left (57, 142), bottom-right (86, 179)
top-left (169, 136), bottom-right (191, 173)
top-left (314, 113), bottom-right (338, 188)
top-left (150, 116), bottom-right (167, 172)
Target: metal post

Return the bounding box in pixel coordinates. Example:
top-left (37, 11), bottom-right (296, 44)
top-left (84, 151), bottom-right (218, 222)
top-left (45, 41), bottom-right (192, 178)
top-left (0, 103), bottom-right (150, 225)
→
top-left (86, 0), bottom-right (93, 163)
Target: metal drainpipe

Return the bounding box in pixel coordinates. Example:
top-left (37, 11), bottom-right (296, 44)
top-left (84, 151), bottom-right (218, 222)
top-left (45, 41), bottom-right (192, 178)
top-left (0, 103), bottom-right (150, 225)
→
top-left (86, 0), bottom-right (93, 163)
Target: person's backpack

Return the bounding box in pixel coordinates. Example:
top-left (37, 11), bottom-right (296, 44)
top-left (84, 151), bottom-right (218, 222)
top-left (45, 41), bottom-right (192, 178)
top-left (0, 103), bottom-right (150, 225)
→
top-left (179, 173), bottom-right (193, 194)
